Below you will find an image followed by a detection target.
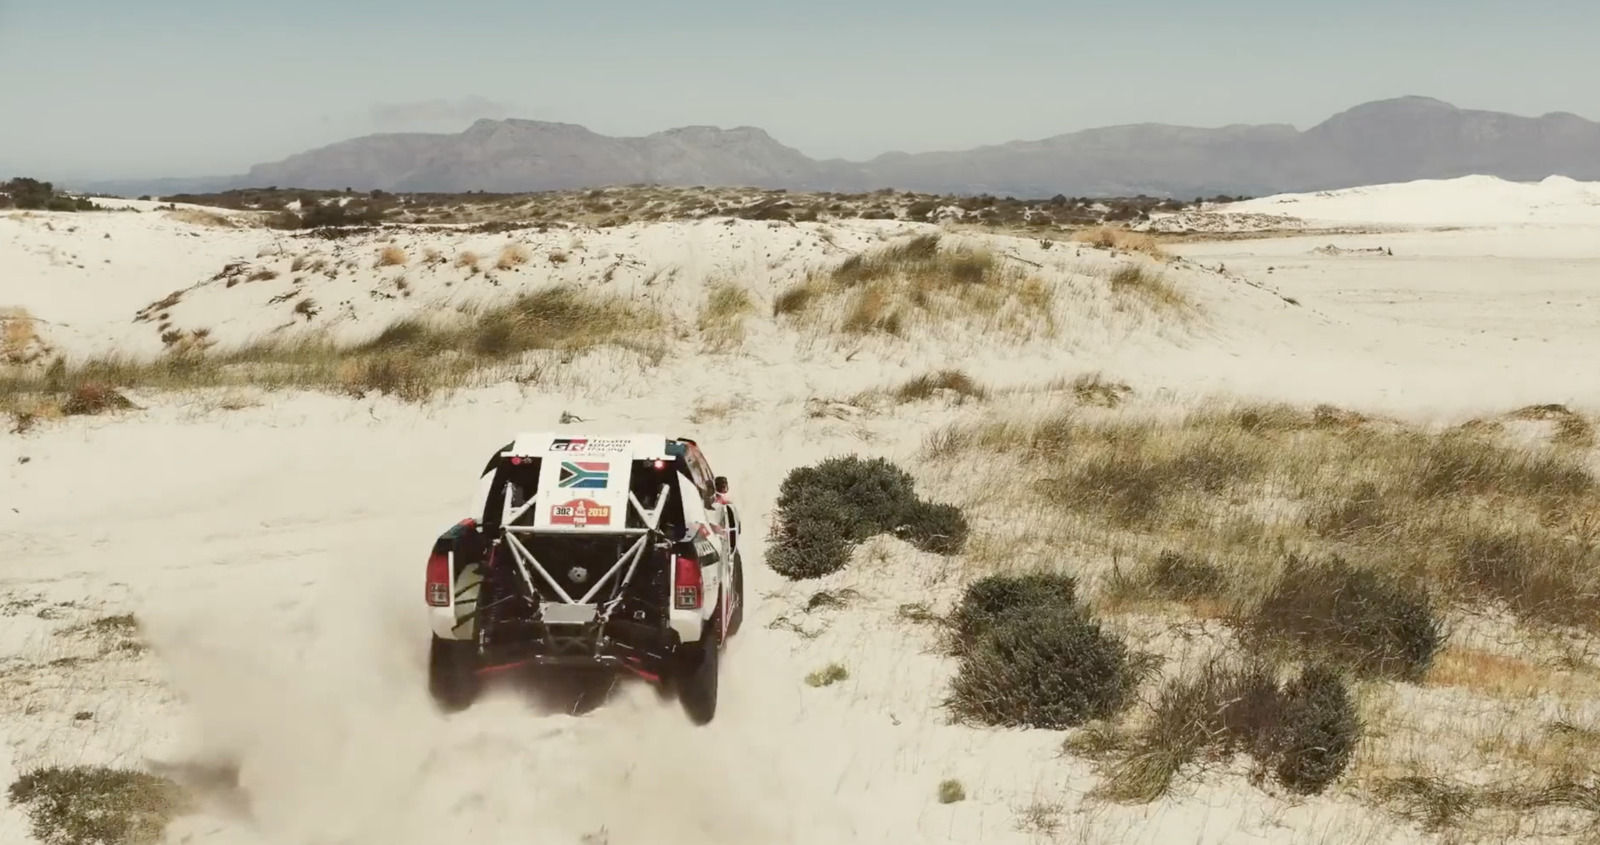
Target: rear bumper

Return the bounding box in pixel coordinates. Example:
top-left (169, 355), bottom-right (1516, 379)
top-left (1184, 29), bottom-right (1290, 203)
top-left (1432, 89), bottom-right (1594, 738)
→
top-left (472, 613), bottom-right (701, 680)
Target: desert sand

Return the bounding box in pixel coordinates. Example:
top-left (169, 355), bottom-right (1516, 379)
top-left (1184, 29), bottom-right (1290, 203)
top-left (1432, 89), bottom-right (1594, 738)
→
top-left (2, 175), bottom-right (1598, 845)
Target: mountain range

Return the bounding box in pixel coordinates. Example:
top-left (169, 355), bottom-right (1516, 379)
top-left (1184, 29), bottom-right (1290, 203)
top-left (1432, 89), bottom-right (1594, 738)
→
top-left (77, 96), bottom-right (1600, 199)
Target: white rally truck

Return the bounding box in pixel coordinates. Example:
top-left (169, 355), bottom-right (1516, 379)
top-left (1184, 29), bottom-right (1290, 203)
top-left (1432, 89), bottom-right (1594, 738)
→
top-left (423, 433), bottom-right (745, 724)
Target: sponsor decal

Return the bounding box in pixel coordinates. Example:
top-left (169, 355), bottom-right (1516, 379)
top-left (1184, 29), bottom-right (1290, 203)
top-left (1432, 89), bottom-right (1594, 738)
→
top-left (550, 499), bottom-right (612, 527)
top-left (550, 437), bottom-right (632, 453)
top-left (558, 460), bottom-right (609, 489)
top-left (692, 533), bottom-right (722, 565)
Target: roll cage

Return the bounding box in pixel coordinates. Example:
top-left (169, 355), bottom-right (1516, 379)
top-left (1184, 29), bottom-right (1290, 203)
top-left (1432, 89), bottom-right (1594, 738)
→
top-left (477, 451), bottom-right (687, 630)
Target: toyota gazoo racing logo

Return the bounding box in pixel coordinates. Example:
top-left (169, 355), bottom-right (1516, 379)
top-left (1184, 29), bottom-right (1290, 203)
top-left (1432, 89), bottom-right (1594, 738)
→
top-left (550, 498), bottom-right (612, 527)
top-left (550, 437), bottom-right (631, 453)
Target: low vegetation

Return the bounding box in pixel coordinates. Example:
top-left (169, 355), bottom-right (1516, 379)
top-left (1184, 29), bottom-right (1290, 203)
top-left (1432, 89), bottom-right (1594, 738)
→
top-left (766, 455), bottom-right (969, 579)
top-left (892, 369), bottom-right (987, 404)
top-left (805, 662), bottom-right (849, 687)
top-left (696, 278), bottom-right (757, 351)
top-left (143, 184), bottom-right (1238, 229)
top-left (773, 232), bottom-right (1055, 340)
top-left (937, 779), bottom-right (966, 803)
top-left (1083, 657), bottom-right (1361, 802)
top-left (1072, 225), bottom-right (1170, 260)
top-left (1, 287), bottom-right (666, 425)
top-left (2, 306), bottom-right (51, 365)
top-left (1104, 263), bottom-right (1192, 313)
top-left (8, 765), bottom-right (190, 845)
top-left (944, 572), bottom-right (1150, 730)
top-left (920, 396), bottom-right (1600, 818)
top-left (928, 400), bottom-right (1599, 635)
top-left (1, 177), bottom-right (103, 212)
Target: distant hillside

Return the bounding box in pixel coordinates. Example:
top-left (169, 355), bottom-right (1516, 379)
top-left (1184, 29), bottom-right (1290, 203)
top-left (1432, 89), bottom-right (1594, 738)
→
top-left (75, 97), bottom-right (1600, 199)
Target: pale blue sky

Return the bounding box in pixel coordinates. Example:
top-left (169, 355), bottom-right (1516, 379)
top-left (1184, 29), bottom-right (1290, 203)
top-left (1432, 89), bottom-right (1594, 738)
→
top-left (3, 0), bottom-right (1597, 180)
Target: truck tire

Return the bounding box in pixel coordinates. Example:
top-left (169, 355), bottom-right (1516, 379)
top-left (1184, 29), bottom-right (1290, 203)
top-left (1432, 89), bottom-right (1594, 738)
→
top-left (677, 619), bottom-right (721, 725)
top-left (727, 550), bottom-right (745, 637)
top-left (428, 635), bottom-right (481, 713)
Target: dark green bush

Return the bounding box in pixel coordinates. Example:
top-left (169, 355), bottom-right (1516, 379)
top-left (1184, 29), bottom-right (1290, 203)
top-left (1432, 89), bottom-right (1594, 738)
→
top-left (765, 490), bottom-right (857, 580)
top-left (2, 177), bottom-right (54, 210)
top-left (1270, 663), bottom-right (1361, 794)
top-left (897, 499), bottom-right (970, 554)
top-left (776, 455), bottom-right (919, 537)
top-left (768, 455), bottom-right (968, 579)
top-left (1241, 553), bottom-right (1444, 681)
top-left (948, 571), bottom-right (1077, 646)
top-left (946, 605), bottom-right (1141, 729)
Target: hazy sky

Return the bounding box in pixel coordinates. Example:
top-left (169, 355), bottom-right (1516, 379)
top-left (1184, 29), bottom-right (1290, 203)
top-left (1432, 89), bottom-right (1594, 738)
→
top-left (4, 0), bottom-right (1598, 181)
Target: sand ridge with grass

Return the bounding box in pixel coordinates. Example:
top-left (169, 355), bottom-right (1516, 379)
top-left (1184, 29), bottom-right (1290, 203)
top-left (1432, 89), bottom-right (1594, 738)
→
top-left (1, 176), bottom-right (1599, 845)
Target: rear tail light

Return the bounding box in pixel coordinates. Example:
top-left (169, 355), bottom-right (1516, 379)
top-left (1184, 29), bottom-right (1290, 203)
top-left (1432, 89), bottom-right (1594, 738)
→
top-left (426, 550), bottom-right (451, 606)
top-left (673, 553), bottom-right (702, 610)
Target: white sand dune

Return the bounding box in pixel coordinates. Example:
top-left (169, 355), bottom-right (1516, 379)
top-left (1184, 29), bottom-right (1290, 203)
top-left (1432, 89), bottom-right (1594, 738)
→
top-left (2, 176), bottom-right (1599, 845)
top-left (1216, 174), bottom-right (1600, 228)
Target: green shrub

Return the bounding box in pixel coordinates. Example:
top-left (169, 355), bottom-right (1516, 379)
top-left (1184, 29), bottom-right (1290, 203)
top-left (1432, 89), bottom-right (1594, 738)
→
top-left (947, 604), bottom-right (1141, 729)
top-left (1241, 553), bottom-right (1444, 681)
top-left (775, 455), bottom-right (919, 536)
top-left (948, 571), bottom-right (1077, 647)
top-left (768, 455), bottom-right (968, 579)
top-left (1270, 663), bottom-right (1361, 794)
top-left (766, 490), bottom-right (857, 579)
top-left (897, 499), bottom-right (970, 554)
top-left (2, 177), bottom-right (55, 210)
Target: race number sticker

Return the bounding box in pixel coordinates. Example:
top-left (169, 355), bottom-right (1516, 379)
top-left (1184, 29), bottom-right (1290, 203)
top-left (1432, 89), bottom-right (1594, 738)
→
top-left (550, 499), bottom-right (612, 527)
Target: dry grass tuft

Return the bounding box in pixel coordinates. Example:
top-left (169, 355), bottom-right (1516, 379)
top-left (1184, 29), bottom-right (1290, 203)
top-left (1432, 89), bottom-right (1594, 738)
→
top-left (1, 288), bottom-right (667, 419)
top-left (1423, 647), bottom-right (1559, 699)
top-left (688, 396), bottom-right (745, 425)
top-left (1105, 263), bottom-right (1192, 312)
top-left (375, 245), bottom-right (408, 267)
top-left (805, 662), bottom-right (849, 687)
top-left (1072, 225), bottom-right (1169, 260)
top-left (937, 779), bottom-right (966, 803)
top-left (1067, 371), bottom-right (1134, 407)
top-left (1102, 549), bottom-right (1229, 611)
top-left (893, 369), bottom-right (987, 404)
top-left (2, 307), bottom-right (50, 365)
top-left (774, 232), bottom-right (1053, 340)
top-left (8, 764), bottom-right (191, 845)
top-left (1091, 659), bottom-right (1362, 803)
top-left (496, 243), bottom-right (531, 269)
top-left (1509, 403), bottom-right (1596, 449)
top-left (59, 382), bottom-right (138, 416)
top-left (1370, 768), bottom-right (1600, 835)
top-left (454, 251), bottom-right (481, 271)
top-left (163, 208), bottom-right (236, 228)
top-left (697, 279), bottom-right (756, 350)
